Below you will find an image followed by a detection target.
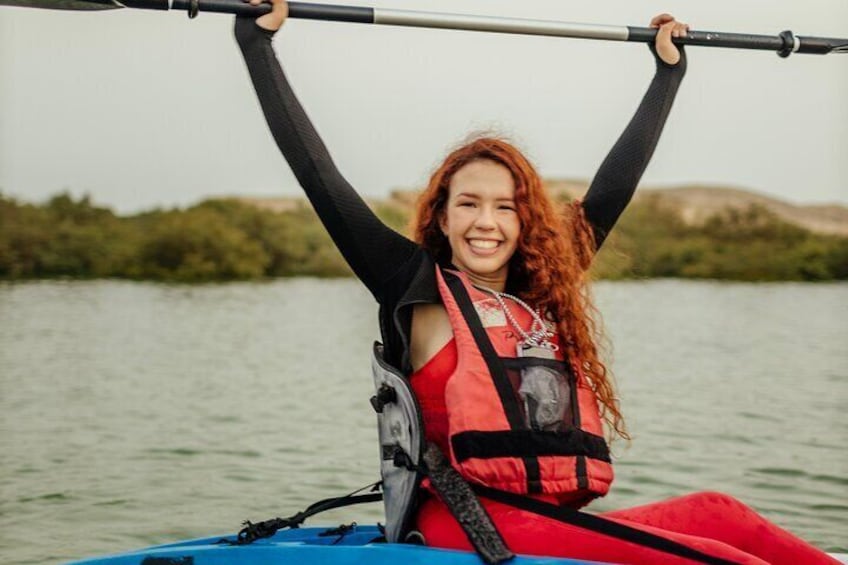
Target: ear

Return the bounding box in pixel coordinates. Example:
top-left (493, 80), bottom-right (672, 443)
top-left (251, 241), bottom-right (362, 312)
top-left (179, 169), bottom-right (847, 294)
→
top-left (438, 211), bottom-right (448, 237)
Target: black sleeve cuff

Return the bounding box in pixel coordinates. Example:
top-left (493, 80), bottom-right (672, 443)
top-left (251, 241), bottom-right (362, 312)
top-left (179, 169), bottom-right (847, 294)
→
top-left (648, 43), bottom-right (687, 75)
top-left (234, 15), bottom-right (277, 47)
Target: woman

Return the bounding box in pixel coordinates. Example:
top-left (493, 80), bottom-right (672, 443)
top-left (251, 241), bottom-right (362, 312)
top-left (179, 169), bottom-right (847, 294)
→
top-left (234, 1), bottom-right (839, 563)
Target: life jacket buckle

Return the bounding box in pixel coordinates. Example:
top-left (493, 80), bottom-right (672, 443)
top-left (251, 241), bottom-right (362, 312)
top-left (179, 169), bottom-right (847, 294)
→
top-left (370, 383), bottom-right (398, 413)
top-left (392, 447), bottom-right (420, 472)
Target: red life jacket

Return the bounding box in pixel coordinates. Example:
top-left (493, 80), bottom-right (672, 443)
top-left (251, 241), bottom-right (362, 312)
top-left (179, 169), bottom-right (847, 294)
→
top-left (436, 267), bottom-right (613, 503)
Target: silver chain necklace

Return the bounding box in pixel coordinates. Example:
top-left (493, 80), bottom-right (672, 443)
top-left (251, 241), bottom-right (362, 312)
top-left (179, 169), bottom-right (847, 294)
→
top-left (478, 287), bottom-right (555, 348)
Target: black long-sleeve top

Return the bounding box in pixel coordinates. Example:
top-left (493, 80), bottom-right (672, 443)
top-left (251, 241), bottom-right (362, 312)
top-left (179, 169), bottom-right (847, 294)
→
top-left (234, 18), bottom-right (686, 372)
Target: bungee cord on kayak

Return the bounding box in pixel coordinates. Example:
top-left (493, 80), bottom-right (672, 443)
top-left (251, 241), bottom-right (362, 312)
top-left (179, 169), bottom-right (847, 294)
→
top-left (221, 480), bottom-right (384, 545)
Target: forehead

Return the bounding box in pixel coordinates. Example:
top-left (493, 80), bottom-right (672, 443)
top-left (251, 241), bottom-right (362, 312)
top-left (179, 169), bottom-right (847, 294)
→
top-left (448, 159), bottom-right (515, 199)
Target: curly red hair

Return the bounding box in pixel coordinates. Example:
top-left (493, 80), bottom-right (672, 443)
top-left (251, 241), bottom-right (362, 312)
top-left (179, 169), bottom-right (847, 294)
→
top-left (411, 136), bottom-right (627, 441)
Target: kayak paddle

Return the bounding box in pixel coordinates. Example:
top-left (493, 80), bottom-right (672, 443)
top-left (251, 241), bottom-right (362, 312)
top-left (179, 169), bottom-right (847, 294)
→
top-left (3, 0), bottom-right (847, 57)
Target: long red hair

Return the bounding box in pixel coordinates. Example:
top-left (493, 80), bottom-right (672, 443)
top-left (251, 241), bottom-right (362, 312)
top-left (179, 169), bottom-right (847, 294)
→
top-left (412, 137), bottom-right (627, 441)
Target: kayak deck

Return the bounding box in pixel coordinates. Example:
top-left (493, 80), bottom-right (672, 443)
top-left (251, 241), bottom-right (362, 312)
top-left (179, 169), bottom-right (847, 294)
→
top-left (67, 524), bottom-right (606, 564)
top-left (67, 523), bottom-right (848, 565)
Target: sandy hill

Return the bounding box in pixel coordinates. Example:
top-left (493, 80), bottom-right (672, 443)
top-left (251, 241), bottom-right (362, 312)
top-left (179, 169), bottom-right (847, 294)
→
top-left (238, 181), bottom-right (848, 237)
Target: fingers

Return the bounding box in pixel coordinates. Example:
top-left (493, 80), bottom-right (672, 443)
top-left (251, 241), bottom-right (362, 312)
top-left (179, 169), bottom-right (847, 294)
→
top-left (667, 20), bottom-right (690, 38)
top-left (650, 13), bottom-right (690, 37)
top-left (657, 21), bottom-right (687, 42)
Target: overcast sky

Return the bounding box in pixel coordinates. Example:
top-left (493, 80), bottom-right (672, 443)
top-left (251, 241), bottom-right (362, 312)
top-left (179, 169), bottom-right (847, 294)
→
top-left (1, 0), bottom-right (846, 213)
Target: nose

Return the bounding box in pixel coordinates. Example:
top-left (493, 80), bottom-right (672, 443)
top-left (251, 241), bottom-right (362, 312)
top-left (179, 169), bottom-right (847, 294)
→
top-left (473, 205), bottom-right (497, 230)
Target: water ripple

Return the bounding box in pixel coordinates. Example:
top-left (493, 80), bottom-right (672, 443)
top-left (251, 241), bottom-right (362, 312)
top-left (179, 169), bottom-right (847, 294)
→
top-left (2, 279), bottom-right (845, 564)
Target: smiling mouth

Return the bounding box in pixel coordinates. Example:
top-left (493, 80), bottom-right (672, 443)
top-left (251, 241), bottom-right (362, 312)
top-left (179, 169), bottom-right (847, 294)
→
top-left (468, 239), bottom-right (501, 251)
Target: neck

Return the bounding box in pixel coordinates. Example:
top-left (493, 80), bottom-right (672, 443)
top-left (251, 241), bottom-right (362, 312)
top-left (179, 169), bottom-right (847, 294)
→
top-left (459, 269), bottom-right (507, 293)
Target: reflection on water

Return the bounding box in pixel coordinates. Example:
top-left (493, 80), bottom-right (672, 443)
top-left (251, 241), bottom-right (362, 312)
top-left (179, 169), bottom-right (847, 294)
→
top-left (0, 279), bottom-right (846, 563)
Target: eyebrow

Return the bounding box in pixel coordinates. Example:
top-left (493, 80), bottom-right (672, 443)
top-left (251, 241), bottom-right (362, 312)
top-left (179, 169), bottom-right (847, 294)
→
top-left (455, 193), bottom-right (515, 202)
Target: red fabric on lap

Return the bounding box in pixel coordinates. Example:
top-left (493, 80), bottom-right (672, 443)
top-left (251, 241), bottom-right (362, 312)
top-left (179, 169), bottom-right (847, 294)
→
top-left (416, 491), bottom-right (840, 565)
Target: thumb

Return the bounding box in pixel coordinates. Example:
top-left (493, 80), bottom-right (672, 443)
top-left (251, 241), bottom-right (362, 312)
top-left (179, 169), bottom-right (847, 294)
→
top-left (256, 0), bottom-right (288, 32)
top-left (655, 21), bottom-right (680, 65)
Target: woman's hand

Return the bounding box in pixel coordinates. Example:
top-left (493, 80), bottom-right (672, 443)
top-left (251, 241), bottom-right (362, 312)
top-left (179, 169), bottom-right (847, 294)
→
top-left (244, 0), bottom-right (288, 32)
top-left (650, 13), bottom-right (689, 65)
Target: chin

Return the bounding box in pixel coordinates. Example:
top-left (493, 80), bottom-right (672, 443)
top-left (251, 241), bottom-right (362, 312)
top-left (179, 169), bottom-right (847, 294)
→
top-left (460, 257), bottom-right (510, 277)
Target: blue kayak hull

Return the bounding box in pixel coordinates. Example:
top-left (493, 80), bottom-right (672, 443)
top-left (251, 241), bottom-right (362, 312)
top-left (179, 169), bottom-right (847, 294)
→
top-left (67, 524), bottom-right (607, 564)
top-left (66, 524), bottom-right (848, 564)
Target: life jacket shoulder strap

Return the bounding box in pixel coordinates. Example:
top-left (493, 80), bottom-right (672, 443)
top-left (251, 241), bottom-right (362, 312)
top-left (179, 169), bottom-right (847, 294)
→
top-left (436, 267), bottom-right (526, 430)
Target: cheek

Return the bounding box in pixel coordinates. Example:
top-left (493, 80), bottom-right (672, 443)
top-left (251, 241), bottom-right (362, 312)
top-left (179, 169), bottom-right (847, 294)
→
top-left (506, 218), bottom-right (521, 243)
top-left (444, 210), bottom-right (469, 237)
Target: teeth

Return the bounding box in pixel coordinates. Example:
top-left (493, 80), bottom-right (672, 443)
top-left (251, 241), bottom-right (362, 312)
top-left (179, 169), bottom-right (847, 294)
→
top-left (469, 239), bottom-right (499, 249)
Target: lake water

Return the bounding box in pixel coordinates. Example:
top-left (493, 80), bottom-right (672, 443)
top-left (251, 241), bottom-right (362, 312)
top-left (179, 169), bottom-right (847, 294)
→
top-left (0, 279), bottom-right (846, 564)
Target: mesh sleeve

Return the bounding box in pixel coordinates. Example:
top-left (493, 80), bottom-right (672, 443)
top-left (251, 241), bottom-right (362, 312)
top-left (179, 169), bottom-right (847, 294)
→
top-left (582, 47), bottom-right (687, 249)
top-left (234, 17), bottom-right (419, 301)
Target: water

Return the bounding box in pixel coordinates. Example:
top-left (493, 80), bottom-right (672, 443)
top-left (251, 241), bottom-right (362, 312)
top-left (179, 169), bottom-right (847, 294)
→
top-left (0, 279), bottom-right (846, 564)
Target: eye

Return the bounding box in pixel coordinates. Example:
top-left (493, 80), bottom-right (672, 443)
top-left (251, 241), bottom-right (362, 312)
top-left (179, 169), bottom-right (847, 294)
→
top-left (458, 201), bottom-right (476, 208)
top-left (498, 204), bottom-right (516, 212)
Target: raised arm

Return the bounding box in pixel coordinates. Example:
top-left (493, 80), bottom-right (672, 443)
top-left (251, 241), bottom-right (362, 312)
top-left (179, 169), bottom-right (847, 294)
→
top-left (234, 1), bottom-right (419, 301)
top-left (582, 14), bottom-right (688, 250)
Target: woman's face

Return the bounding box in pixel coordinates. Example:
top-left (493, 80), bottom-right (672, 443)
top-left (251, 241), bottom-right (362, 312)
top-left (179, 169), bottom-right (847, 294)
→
top-left (440, 159), bottom-right (520, 291)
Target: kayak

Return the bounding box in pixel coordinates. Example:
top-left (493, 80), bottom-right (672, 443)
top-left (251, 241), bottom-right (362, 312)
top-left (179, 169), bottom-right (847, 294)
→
top-left (66, 523), bottom-right (848, 565)
top-left (66, 524), bottom-right (601, 564)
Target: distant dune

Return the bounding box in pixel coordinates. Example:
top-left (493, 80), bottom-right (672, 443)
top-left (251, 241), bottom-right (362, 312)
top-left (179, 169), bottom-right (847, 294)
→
top-left (545, 180), bottom-right (848, 237)
top-left (238, 181), bottom-right (848, 237)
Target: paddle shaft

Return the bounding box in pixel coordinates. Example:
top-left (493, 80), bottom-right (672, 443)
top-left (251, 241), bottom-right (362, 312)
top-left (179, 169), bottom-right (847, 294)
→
top-left (5, 0), bottom-right (847, 55)
top-left (167, 0), bottom-right (844, 56)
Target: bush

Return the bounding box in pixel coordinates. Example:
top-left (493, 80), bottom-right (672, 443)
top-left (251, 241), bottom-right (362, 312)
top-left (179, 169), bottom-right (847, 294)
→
top-left (0, 191), bottom-right (845, 282)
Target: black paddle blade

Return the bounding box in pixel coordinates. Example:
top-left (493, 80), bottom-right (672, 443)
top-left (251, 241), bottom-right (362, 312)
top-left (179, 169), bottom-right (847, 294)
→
top-left (796, 35), bottom-right (848, 55)
top-left (0, 0), bottom-right (122, 9)
top-left (0, 0), bottom-right (170, 9)
top-left (831, 42), bottom-right (848, 54)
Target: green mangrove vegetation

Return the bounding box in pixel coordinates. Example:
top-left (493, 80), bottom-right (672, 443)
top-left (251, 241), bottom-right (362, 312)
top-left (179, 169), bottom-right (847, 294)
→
top-left (1, 192), bottom-right (846, 282)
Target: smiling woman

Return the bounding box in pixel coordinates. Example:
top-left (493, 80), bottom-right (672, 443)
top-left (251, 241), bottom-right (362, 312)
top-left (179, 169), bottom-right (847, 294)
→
top-left (231, 0), bottom-right (841, 562)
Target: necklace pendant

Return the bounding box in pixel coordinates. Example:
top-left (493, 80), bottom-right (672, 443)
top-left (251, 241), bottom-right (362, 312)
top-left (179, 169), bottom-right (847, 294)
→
top-left (517, 343), bottom-right (557, 359)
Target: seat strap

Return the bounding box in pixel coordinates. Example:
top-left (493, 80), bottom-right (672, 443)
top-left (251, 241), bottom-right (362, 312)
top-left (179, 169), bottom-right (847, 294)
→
top-left (474, 485), bottom-right (742, 565)
top-left (423, 443), bottom-right (514, 564)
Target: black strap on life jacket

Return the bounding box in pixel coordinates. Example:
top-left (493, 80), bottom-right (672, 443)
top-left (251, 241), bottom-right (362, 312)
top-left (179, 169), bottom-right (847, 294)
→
top-left (442, 269), bottom-right (525, 430)
top-left (474, 485), bottom-right (743, 565)
top-left (220, 481), bottom-right (384, 545)
top-left (422, 443), bottom-right (515, 564)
